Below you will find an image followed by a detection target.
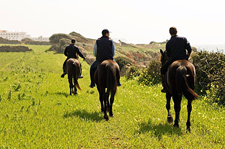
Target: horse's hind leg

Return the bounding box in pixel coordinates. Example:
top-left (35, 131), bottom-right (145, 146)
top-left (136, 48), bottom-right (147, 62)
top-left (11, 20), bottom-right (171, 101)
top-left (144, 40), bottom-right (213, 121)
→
top-left (109, 93), bottom-right (115, 117)
top-left (98, 90), bottom-right (104, 113)
top-left (186, 100), bottom-right (192, 132)
top-left (73, 78), bottom-right (77, 95)
top-left (103, 92), bottom-right (109, 121)
top-left (105, 92), bottom-right (110, 112)
top-left (68, 76), bottom-right (73, 95)
top-left (173, 93), bottom-right (182, 128)
top-left (166, 92), bottom-right (173, 123)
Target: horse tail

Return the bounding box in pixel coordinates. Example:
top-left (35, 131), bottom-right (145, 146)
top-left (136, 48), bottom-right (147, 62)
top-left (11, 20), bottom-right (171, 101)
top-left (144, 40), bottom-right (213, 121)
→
top-left (73, 61), bottom-right (81, 90)
top-left (176, 66), bottom-right (198, 100)
top-left (106, 65), bottom-right (117, 95)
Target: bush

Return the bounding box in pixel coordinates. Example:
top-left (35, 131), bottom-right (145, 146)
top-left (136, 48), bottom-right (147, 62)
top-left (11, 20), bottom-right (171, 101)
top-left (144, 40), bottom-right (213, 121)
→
top-left (0, 46), bottom-right (32, 52)
top-left (0, 37), bottom-right (20, 44)
top-left (138, 60), bottom-right (161, 85)
top-left (115, 56), bottom-right (133, 70)
top-left (125, 60), bottom-right (161, 86)
top-left (125, 66), bottom-right (142, 80)
top-left (192, 51), bottom-right (225, 105)
top-left (49, 34), bottom-right (72, 45)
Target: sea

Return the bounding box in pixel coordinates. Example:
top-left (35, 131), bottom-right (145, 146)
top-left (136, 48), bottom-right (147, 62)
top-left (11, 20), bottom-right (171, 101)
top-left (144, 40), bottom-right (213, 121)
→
top-left (193, 44), bottom-right (225, 54)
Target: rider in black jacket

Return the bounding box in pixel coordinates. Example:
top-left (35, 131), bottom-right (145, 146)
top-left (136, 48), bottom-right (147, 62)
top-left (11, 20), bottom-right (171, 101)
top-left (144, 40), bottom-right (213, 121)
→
top-left (61, 39), bottom-right (85, 78)
top-left (161, 27), bottom-right (192, 92)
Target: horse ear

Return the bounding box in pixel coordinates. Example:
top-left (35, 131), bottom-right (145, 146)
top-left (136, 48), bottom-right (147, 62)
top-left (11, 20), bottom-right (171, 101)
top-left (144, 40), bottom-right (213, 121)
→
top-left (160, 49), bottom-right (163, 55)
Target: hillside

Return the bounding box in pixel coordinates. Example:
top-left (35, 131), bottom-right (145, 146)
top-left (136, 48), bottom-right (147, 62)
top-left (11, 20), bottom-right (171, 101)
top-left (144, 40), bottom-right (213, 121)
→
top-left (48, 31), bottom-right (167, 67)
top-left (0, 45), bottom-right (224, 148)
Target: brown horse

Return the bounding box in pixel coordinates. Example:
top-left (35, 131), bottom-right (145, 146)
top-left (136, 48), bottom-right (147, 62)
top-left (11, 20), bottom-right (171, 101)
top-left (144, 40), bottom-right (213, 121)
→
top-left (94, 60), bottom-right (120, 120)
top-left (66, 58), bottom-right (81, 95)
top-left (160, 49), bottom-right (198, 132)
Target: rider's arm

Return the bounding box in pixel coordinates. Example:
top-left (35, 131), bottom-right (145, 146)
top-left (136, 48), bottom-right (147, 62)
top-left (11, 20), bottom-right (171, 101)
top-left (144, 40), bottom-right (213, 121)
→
top-left (185, 39), bottom-right (192, 54)
top-left (77, 48), bottom-right (85, 59)
top-left (112, 41), bottom-right (115, 56)
top-left (64, 47), bottom-right (68, 56)
top-left (93, 41), bottom-right (97, 57)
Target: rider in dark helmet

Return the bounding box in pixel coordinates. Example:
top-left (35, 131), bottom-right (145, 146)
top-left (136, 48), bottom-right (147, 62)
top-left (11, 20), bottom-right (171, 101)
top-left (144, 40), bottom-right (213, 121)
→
top-left (89, 29), bottom-right (121, 88)
top-left (61, 39), bottom-right (85, 78)
top-left (161, 27), bottom-right (192, 92)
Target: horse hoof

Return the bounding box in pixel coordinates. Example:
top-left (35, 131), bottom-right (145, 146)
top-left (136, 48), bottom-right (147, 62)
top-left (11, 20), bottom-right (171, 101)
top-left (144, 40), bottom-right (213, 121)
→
top-left (167, 116), bottom-right (173, 124)
top-left (173, 124), bottom-right (179, 128)
top-left (109, 113), bottom-right (114, 117)
top-left (186, 127), bottom-right (191, 133)
top-left (104, 115), bottom-right (109, 121)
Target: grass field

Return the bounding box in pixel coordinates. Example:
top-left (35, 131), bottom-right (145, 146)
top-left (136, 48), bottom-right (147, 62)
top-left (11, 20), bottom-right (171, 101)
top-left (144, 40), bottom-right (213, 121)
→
top-left (0, 45), bottom-right (225, 148)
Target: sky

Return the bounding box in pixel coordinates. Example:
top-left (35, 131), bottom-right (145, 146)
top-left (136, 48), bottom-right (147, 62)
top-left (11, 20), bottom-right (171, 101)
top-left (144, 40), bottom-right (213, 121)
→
top-left (0, 0), bottom-right (225, 45)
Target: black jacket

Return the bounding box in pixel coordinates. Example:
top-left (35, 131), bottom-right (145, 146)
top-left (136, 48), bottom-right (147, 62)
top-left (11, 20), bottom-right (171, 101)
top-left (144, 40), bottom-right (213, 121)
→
top-left (64, 44), bottom-right (85, 59)
top-left (166, 35), bottom-right (192, 60)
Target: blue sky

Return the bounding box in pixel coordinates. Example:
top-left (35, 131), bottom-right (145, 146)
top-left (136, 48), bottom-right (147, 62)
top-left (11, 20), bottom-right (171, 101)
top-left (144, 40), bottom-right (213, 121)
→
top-left (0, 0), bottom-right (225, 45)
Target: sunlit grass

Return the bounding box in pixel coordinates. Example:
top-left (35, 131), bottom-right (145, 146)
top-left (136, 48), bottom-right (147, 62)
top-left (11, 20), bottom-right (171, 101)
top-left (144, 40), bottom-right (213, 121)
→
top-left (0, 45), bottom-right (224, 148)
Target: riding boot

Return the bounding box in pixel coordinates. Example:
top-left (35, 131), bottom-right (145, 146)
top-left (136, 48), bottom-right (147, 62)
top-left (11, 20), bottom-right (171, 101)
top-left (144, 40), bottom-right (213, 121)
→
top-left (61, 66), bottom-right (67, 78)
top-left (161, 74), bottom-right (167, 93)
top-left (89, 68), bottom-right (95, 88)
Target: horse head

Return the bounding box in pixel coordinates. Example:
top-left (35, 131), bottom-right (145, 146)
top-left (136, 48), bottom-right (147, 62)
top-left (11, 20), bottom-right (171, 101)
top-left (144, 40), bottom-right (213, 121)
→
top-left (160, 49), bottom-right (169, 65)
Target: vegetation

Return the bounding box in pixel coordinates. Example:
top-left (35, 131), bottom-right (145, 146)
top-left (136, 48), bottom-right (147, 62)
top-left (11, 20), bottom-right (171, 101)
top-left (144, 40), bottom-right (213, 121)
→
top-left (192, 51), bottom-right (225, 105)
top-left (0, 37), bottom-right (20, 44)
top-left (21, 38), bottom-right (50, 45)
top-left (0, 44), bottom-right (224, 148)
top-left (0, 45), bottom-right (32, 52)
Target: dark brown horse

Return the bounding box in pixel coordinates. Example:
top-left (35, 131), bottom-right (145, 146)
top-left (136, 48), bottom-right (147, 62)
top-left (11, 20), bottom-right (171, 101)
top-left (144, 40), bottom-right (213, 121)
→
top-left (66, 58), bottom-right (81, 95)
top-left (94, 60), bottom-right (120, 120)
top-left (160, 49), bottom-right (198, 132)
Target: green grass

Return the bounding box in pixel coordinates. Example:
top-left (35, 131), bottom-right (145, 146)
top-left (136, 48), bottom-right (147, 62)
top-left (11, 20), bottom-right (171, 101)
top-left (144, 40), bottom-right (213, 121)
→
top-left (0, 45), bottom-right (225, 148)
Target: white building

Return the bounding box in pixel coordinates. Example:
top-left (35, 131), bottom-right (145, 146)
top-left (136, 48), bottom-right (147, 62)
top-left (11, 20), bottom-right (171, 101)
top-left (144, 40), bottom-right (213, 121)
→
top-left (0, 30), bottom-right (49, 42)
top-left (31, 36), bottom-right (49, 42)
top-left (0, 30), bottom-right (30, 41)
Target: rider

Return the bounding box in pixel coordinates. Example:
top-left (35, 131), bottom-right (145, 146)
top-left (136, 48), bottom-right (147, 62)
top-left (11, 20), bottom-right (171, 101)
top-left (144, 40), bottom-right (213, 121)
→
top-left (61, 39), bottom-right (85, 78)
top-left (161, 27), bottom-right (193, 92)
top-left (89, 29), bottom-right (121, 88)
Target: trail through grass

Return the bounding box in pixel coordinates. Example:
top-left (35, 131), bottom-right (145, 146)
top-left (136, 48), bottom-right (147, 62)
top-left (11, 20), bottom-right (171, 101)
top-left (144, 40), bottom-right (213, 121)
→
top-left (0, 45), bottom-right (224, 148)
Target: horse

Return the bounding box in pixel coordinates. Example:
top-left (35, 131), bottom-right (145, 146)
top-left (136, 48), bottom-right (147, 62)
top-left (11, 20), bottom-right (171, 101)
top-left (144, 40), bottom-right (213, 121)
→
top-left (160, 49), bottom-right (198, 132)
top-left (94, 60), bottom-right (120, 121)
top-left (66, 58), bottom-right (81, 95)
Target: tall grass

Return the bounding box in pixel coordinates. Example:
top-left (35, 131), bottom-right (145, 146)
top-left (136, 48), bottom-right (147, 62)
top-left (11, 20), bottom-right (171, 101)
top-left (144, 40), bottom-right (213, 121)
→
top-left (0, 45), bottom-right (224, 148)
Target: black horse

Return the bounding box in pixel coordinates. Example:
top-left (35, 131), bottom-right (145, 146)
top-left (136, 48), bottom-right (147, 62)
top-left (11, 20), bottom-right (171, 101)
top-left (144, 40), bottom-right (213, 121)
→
top-left (160, 49), bottom-right (198, 132)
top-left (94, 60), bottom-right (120, 120)
top-left (66, 58), bottom-right (81, 95)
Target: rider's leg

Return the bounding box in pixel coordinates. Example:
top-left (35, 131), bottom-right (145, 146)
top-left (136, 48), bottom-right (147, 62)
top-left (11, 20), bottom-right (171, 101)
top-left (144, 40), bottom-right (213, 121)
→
top-left (61, 59), bottom-right (68, 78)
top-left (89, 61), bottom-right (99, 88)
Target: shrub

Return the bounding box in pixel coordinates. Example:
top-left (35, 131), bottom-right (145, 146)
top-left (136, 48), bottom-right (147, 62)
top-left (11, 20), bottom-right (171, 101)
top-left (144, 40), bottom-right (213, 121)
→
top-left (125, 66), bottom-right (142, 80)
top-left (125, 60), bottom-right (161, 86)
top-left (0, 37), bottom-right (20, 44)
top-left (138, 60), bottom-right (161, 85)
top-left (115, 56), bottom-right (133, 70)
top-left (192, 51), bottom-right (225, 105)
top-left (49, 33), bottom-right (72, 45)
top-left (0, 46), bottom-right (32, 52)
